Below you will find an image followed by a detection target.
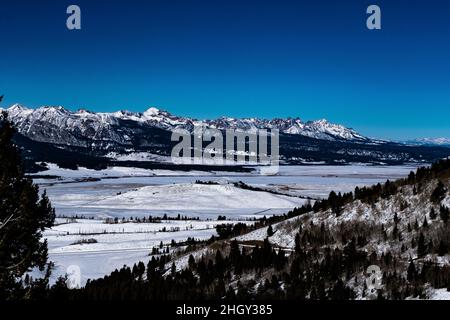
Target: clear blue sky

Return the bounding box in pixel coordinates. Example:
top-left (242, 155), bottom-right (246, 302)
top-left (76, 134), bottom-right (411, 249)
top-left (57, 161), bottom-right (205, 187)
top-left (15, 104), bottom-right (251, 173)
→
top-left (1, 0), bottom-right (449, 139)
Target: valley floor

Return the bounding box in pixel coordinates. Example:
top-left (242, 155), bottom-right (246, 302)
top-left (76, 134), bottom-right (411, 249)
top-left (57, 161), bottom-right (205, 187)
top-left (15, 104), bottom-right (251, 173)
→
top-left (32, 163), bottom-right (420, 285)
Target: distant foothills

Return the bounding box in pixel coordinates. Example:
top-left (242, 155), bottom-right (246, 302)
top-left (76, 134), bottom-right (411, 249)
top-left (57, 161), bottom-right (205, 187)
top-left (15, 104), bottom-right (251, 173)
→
top-left (0, 103), bottom-right (449, 172)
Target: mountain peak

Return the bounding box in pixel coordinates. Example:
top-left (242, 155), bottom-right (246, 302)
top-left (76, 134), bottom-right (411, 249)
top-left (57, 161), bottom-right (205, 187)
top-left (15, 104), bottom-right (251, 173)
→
top-left (77, 108), bottom-right (93, 114)
top-left (5, 104), bottom-right (33, 117)
top-left (8, 103), bottom-right (29, 111)
top-left (313, 118), bottom-right (329, 124)
top-left (143, 107), bottom-right (161, 117)
top-left (38, 105), bottom-right (70, 114)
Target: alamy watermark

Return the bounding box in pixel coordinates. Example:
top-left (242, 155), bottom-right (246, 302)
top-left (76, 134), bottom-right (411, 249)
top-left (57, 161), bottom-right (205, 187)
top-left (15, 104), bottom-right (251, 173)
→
top-left (65, 4), bottom-right (381, 31)
top-left (366, 5), bottom-right (381, 30)
top-left (170, 126), bottom-right (279, 174)
top-left (66, 5), bottom-right (81, 30)
top-left (366, 265), bottom-right (382, 295)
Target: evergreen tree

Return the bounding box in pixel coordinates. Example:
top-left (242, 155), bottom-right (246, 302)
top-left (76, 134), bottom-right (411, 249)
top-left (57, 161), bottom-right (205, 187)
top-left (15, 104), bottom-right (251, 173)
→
top-left (188, 254), bottom-right (196, 270)
top-left (407, 171), bottom-right (416, 184)
top-left (407, 260), bottom-right (417, 282)
top-left (440, 206), bottom-right (449, 223)
top-left (431, 181), bottom-right (446, 204)
top-left (267, 225), bottom-right (274, 237)
top-left (428, 240), bottom-right (434, 253)
top-left (411, 237), bottom-right (417, 248)
top-left (170, 262), bottom-right (177, 277)
top-left (294, 232), bottom-right (301, 253)
top-left (417, 233), bottom-right (427, 258)
top-left (430, 207), bottom-right (437, 220)
top-left (394, 212), bottom-right (399, 224)
top-left (437, 240), bottom-right (448, 256)
top-left (392, 224), bottom-right (398, 240)
top-left (422, 217), bottom-right (428, 228)
top-left (0, 112), bottom-right (55, 299)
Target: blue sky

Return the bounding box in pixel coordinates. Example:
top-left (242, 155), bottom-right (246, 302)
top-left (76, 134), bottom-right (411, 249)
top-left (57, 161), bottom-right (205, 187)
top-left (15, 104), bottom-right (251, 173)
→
top-left (1, 0), bottom-right (449, 139)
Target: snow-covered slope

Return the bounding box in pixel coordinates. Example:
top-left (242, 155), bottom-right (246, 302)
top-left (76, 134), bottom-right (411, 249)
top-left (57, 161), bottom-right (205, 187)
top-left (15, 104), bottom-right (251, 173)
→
top-left (240, 180), bottom-right (450, 255)
top-left (87, 183), bottom-right (308, 212)
top-left (164, 161), bottom-right (450, 300)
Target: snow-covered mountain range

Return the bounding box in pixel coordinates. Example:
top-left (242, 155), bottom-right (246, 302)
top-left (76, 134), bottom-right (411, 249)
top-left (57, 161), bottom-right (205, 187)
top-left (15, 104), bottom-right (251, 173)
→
top-left (3, 104), bottom-right (367, 146)
top-left (1, 104), bottom-right (450, 170)
top-left (403, 138), bottom-right (450, 147)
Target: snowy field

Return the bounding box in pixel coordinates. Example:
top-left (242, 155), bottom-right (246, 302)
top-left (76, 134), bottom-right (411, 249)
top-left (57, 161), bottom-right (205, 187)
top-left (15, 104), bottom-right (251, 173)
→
top-left (43, 218), bottom-right (253, 286)
top-left (34, 163), bottom-right (419, 218)
top-left (32, 163), bottom-right (421, 284)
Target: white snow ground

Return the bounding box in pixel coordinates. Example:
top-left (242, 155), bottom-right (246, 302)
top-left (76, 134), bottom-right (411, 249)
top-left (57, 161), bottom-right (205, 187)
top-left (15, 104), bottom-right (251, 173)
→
top-left (31, 163), bottom-right (421, 285)
top-left (43, 218), bottom-right (252, 286)
top-left (88, 183), bottom-right (308, 212)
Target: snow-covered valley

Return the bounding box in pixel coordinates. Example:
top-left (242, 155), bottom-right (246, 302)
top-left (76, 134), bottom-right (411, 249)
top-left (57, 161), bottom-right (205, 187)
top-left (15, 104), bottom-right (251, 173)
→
top-left (33, 163), bottom-right (420, 285)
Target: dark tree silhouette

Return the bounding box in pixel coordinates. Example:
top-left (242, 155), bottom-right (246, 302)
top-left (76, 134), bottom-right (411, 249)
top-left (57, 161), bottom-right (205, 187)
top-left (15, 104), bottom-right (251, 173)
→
top-left (0, 112), bottom-right (55, 299)
top-left (417, 233), bottom-right (427, 258)
top-left (267, 225), bottom-right (274, 237)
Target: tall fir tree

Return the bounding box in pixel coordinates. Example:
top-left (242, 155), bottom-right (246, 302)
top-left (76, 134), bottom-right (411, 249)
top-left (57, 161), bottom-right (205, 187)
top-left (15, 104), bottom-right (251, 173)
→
top-left (417, 233), bottom-right (427, 258)
top-left (430, 207), bottom-right (437, 220)
top-left (0, 111), bottom-right (55, 299)
top-left (267, 225), bottom-right (274, 237)
top-left (440, 205), bottom-right (449, 223)
top-left (431, 181), bottom-right (446, 204)
top-left (437, 240), bottom-right (448, 256)
top-left (407, 260), bottom-right (417, 282)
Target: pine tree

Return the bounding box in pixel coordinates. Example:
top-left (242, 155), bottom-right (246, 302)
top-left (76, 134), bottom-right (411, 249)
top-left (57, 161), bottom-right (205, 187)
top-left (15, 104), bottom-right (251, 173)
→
top-left (440, 206), bottom-right (449, 223)
top-left (431, 181), bottom-right (446, 204)
top-left (188, 254), bottom-right (195, 270)
top-left (407, 260), bottom-right (417, 282)
top-left (170, 262), bottom-right (176, 277)
top-left (438, 240), bottom-right (448, 256)
top-left (411, 237), bottom-right (417, 248)
top-left (267, 225), bottom-right (274, 237)
top-left (392, 224), bottom-right (398, 240)
top-left (422, 217), bottom-right (428, 228)
top-left (430, 207), bottom-right (437, 220)
top-left (137, 261), bottom-right (145, 278)
top-left (214, 278), bottom-right (226, 298)
top-left (0, 112), bottom-right (55, 299)
top-left (394, 212), bottom-right (399, 224)
top-left (417, 233), bottom-right (427, 258)
top-left (428, 240), bottom-right (434, 253)
top-left (407, 171), bottom-right (416, 184)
